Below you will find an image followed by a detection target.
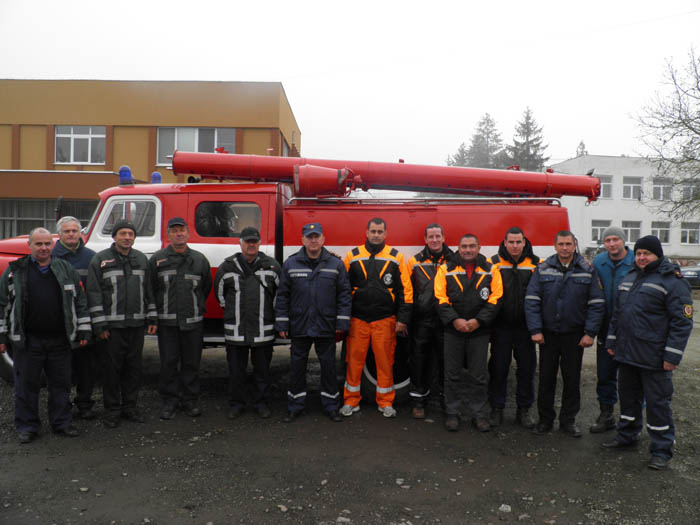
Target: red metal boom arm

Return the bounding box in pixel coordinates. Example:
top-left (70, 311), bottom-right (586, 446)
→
top-left (172, 152), bottom-right (599, 201)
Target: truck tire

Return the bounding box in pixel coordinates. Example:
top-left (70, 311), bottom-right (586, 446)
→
top-left (0, 349), bottom-right (14, 384)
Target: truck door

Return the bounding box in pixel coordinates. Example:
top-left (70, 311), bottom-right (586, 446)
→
top-left (86, 195), bottom-right (162, 257)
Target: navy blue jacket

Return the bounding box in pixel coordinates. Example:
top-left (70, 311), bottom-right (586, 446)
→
top-left (525, 253), bottom-right (605, 337)
top-left (593, 246), bottom-right (635, 336)
top-left (52, 238), bottom-right (96, 288)
top-left (275, 247), bottom-right (352, 338)
top-left (606, 258), bottom-right (693, 370)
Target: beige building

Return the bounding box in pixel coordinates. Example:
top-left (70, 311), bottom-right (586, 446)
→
top-left (0, 79), bottom-right (301, 238)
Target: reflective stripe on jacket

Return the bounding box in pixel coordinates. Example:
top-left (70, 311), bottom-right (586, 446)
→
top-left (524, 253), bottom-right (605, 336)
top-left (408, 244), bottom-right (453, 324)
top-left (343, 243), bottom-right (413, 324)
top-left (275, 247), bottom-right (352, 337)
top-left (0, 255), bottom-right (91, 350)
top-left (434, 253), bottom-right (503, 334)
top-left (149, 245), bottom-right (212, 330)
top-left (488, 239), bottom-right (540, 328)
top-left (87, 244), bottom-right (157, 333)
top-left (606, 257), bottom-right (693, 369)
top-left (214, 252), bottom-right (281, 346)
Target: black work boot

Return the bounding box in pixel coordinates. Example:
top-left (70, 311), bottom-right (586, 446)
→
top-left (590, 403), bottom-right (616, 433)
top-left (489, 407), bottom-right (503, 428)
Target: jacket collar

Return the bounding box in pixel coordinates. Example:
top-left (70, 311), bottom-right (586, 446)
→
top-left (497, 237), bottom-right (537, 265)
top-left (52, 238), bottom-right (85, 257)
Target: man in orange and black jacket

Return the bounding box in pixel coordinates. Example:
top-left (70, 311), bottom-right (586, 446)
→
top-left (434, 233), bottom-right (503, 432)
top-left (407, 223), bottom-right (453, 419)
top-left (487, 227), bottom-right (540, 429)
top-left (340, 218), bottom-right (413, 419)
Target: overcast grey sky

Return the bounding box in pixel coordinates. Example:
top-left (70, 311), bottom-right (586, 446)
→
top-left (2, 0), bottom-right (699, 166)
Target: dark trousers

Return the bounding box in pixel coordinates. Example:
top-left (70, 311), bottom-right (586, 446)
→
top-left (443, 330), bottom-right (490, 418)
top-left (72, 343), bottom-right (96, 411)
top-left (595, 336), bottom-right (619, 405)
top-left (488, 324), bottom-right (536, 409)
top-left (537, 331), bottom-right (584, 426)
top-left (13, 334), bottom-right (72, 433)
top-left (617, 362), bottom-right (675, 459)
top-left (157, 325), bottom-right (203, 407)
top-left (409, 321), bottom-right (444, 407)
top-left (226, 344), bottom-right (273, 410)
top-left (98, 326), bottom-right (145, 417)
top-left (288, 337), bottom-right (340, 413)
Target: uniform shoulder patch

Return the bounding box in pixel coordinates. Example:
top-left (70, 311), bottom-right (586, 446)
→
top-left (389, 248), bottom-right (398, 257)
top-left (683, 304), bottom-right (693, 318)
top-left (351, 247), bottom-right (360, 256)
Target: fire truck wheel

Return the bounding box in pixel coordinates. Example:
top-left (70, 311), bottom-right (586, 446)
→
top-left (0, 348), bottom-right (15, 384)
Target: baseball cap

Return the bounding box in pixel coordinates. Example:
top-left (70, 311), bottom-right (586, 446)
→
top-left (167, 217), bottom-right (187, 228)
top-left (240, 226), bottom-right (261, 241)
top-left (302, 222), bottom-right (323, 237)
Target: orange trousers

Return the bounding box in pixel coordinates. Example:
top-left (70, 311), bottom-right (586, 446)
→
top-left (343, 316), bottom-right (396, 408)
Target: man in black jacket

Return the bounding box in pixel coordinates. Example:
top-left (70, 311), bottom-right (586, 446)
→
top-left (434, 234), bottom-right (503, 432)
top-left (0, 228), bottom-right (91, 443)
top-left (214, 227), bottom-right (281, 419)
top-left (53, 216), bottom-right (97, 420)
top-left (87, 220), bottom-right (157, 428)
top-left (275, 222), bottom-right (351, 422)
top-left (150, 218), bottom-right (212, 420)
top-left (407, 223), bottom-right (453, 419)
top-left (487, 227), bottom-right (540, 429)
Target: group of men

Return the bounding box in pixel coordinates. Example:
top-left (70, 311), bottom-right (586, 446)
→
top-left (0, 216), bottom-right (693, 470)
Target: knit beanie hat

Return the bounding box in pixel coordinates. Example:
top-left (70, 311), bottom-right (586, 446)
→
top-left (111, 219), bottom-right (137, 238)
top-left (601, 226), bottom-right (626, 243)
top-left (633, 235), bottom-right (663, 258)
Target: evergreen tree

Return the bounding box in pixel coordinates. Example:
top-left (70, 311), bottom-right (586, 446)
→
top-left (446, 142), bottom-right (469, 167)
top-left (506, 107), bottom-right (549, 171)
top-left (576, 140), bottom-right (588, 157)
top-left (467, 113), bottom-right (506, 169)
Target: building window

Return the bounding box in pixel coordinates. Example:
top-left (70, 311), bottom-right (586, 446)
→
top-left (681, 184), bottom-right (700, 201)
top-left (622, 221), bottom-right (641, 243)
top-left (157, 127), bottom-right (236, 164)
top-left (597, 175), bottom-right (612, 199)
top-left (0, 199), bottom-right (97, 239)
top-left (681, 222), bottom-right (700, 244)
top-left (591, 219), bottom-right (612, 244)
top-left (651, 221), bottom-right (671, 244)
top-left (194, 202), bottom-right (261, 238)
top-left (55, 126), bottom-right (106, 164)
top-left (652, 179), bottom-right (672, 201)
top-left (622, 177), bottom-right (642, 200)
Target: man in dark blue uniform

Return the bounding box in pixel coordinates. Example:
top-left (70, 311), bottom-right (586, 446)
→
top-left (601, 236), bottom-right (693, 470)
top-left (53, 216), bottom-right (97, 420)
top-left (525, 230), bottom-right (605, 437)
top-left (276, 222), bottom-right (351, 422)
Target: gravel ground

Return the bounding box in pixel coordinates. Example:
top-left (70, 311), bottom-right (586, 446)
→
top-left (1, 299), bottom-right (699, 524)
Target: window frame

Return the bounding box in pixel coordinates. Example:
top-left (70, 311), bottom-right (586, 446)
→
top-left (54, 125), bottom-right (106, 165)
top-left (591, 219), bottom-right (612, 245)
top-left (597, 175), bottom-right (612, 199)
top-left (156, 127), bottom-right (236, 165)
top-left (652, 179), bottom-right (673, 201)
top-left (621, 220), bottom-right (642, 243)
top-left (681, 222), bottom-right (700, 245)
top-left (622, 176), bottom-right (642, 200)
top-left (651, 221), bottom-right (671, 244)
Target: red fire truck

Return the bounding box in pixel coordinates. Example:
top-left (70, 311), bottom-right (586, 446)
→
top-left (0, 152), bottom-right (599, 396)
